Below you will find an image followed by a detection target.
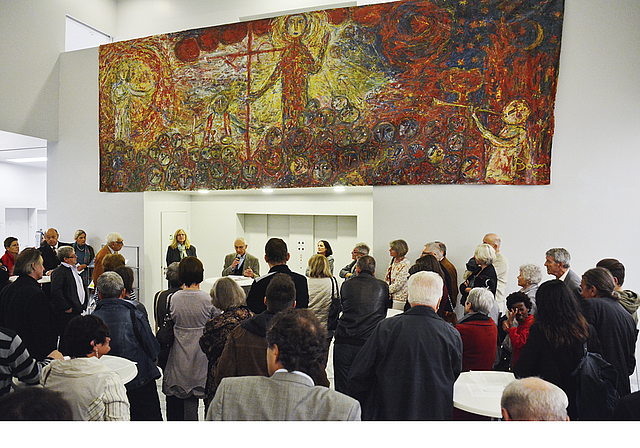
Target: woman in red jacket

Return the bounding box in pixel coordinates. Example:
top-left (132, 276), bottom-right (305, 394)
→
top-left (502, 292), bottom-right (534, 366)
top-left (455, 287), bottom-right (498, 372)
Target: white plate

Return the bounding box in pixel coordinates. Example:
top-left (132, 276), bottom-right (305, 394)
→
top-left (100, 355), bottom-right (138, 384)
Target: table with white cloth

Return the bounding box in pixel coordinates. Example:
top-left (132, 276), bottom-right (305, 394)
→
top-left (453, 371), bottom-right (516, 419)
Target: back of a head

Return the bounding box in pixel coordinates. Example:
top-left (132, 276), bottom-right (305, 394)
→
top-left (102, 253), bottom-right (125, 272)
top-left (466, 287), bottom-right (494, 315)
top-left (165, 261), bottom-right (181, 288)
top-left (355, 243), bottom-right (370, 256)
top-left (474, 243), bottom-right (496, 265)
top-left (265, 238), bottom-right (288, 264)
top-left (308, 254), bottom-right (331, 278)
top-left (424, 242), bottom-right (443, 260)
top-left (113, 265), bottom-right (134, 294)
top-left (501, 377), bottom-right (569, 421)
top-left (535, 279), bottom-right (588, 346)
top-left (211, 277), bottom-right (245, 310)
top-left (596, 258), bottom-right (625, 286)
top-left (179, 256), bottom-right (204, 287)
top-left (13, 248), bottom-right (42, 276)
top-left (356, 255), bottom-right (375, 275)
top-left (409, 254), bottom-right (444, 277)
top-left (407, 271), bottom-right (443, 308)
top-left (0, 387), bottom-right (73, 421)
top-left (96, 271), bottom-right (125, 300)
top-left (63, 315), bottom-right (110, 358)
top-left (266, 308), bottom-right (328, 378)
top-left (265, 273), bottom-right (296, 312)
top-left (582, 267), bottom-right (617, 299)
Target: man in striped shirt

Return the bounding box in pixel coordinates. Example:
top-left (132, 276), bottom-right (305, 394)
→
top-left (0, 326), bottom-right (62, 397)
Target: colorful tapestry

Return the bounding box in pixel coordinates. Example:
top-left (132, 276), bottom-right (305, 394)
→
top-left (98, 0), bottom-right (564, 192)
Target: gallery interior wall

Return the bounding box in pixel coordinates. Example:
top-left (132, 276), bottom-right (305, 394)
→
top-left (0, 0), bottom-right (638, 321)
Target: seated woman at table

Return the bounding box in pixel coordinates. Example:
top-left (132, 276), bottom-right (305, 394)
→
top-left (40, 314), bottom-right (130, 421)
top-left (455, 287), bottom-right (498, 372)
top-left (1, 237), bottom-right (19, 275)
top-left (513, 279), bottom-right (600, 421)
top-left (199, 277), bottom-right (252, 412)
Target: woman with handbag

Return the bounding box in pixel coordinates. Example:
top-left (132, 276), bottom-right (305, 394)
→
top-left (162, 256), bottom-right (220, 420)
top-left (306, 254), bottom-right (338, 337)
top-left (513, 279), bottom-right (601, 420)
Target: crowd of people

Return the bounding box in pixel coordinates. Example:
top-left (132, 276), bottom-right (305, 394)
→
top-left (1, 228), bottom-right (639, 422)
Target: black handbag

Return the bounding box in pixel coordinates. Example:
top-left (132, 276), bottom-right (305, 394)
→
top-left (156, 292), bottom-right (175, 369)
top-left (327, 276), bottom-right (340, 332)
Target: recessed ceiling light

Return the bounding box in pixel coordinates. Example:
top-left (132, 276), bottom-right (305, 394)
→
top-left (334, 186), bottom-right (345, 192)
top-left (6, 157), bottom-right (47, 163)
top-left (262, 188), bottom-right (273, 193)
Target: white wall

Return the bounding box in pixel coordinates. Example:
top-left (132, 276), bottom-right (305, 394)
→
top-left (2, 0), bottom-right (639, 318)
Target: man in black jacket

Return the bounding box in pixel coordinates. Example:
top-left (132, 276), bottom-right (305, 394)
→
top-left (245, 238), bottom-right (308, 314)
top-left (51, 246), bottom-right (87, 352)
top-left (333, 255), bottom-right (388, 393)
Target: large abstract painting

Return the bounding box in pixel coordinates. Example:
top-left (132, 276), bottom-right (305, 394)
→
top-left (99, 0), bottom-right (564, 192)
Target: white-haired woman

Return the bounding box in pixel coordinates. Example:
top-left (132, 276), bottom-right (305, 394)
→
top-left (517, 263), bottom-right (542, 314)
top-left (460, 244), bottom-right (497, 305)
top-left (386, 239), bottom-right (411, 310)
top-left (455, 287), bottom-right (498, 372)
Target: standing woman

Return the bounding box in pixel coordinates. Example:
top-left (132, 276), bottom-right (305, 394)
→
top-left (162, 256), bottom-right (219, 420)
top-left (306, 240), bottom-right (335, 276)
top-left (1, 237), bottom-right (19, 275)
top-left (306, 254), bottom-right (338, 333)
top-left (386, 239), bottom-right (411, 310)
top-left (460, 244), bottom-right (498, 305)
top-left (166, 229), bottom-right (197, 266)
top-left (72, 230), bottom-right (94, 294)
top-left (513, 279), bottom-right (600, 420)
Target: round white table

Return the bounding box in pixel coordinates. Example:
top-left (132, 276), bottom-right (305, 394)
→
top-left (453, 371), bottom-right (516, 418)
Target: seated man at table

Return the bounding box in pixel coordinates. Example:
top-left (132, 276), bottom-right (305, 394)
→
top-left (207, 308), bottom-right (360, 420)
top-left (501, 377), bottom-right (570, 421)
top-left (348, 271), bottom-right (463, 420)
top-left (222, 238), bottom-right (259, 278)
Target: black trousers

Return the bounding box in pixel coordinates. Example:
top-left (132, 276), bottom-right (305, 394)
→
top-left (127, 379), bottom-right (163, 421)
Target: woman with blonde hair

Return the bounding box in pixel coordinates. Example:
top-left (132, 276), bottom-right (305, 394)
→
top-left (166, 229), bottom-right (197, 266)
top-left (386, 239), bottom-right (410, 310)
top-left (306, 254), bottom-right (338, 332)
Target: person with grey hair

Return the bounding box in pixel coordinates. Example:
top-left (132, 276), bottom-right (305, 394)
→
top-left (92, 272), bottom-right (162, 420)
top-left (517, 263), bottom-right (542, 312)
top-left (0, 248), bottom-right (57, 361)
top-left (339, 242), bottom-right (370, 280)
top-left (222, 237), bottom-right (259, 278)
top-left (92, 232), bottom-right (124, 284)
top-left (199, 277), bottom-right (253, 411)
top-left (153, 261), bottom-right (182, 332)
top-left (51, 246), bottom-right (87, 352)
top-left (545, 248), bottom-right (581, 297)
top-left (422, 242), bottom-right (456, 313)
top-left (333, 255), bottom-right (388, 394)
top-left (501, 377), bottom-right (569, 421)
top-left (349, 271), bottom-right (463, 420)
top-left (72, 229), bottom-right (94, 294)
top-left (455, 288), bottom-right (498, 372)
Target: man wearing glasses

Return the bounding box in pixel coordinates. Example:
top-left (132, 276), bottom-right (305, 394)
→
top-left (92, 232), bottom-right (124, 284)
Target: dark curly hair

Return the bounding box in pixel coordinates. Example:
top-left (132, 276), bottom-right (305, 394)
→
top-left (506, 291), bottom-right (532, 311)
top-left (266, 309), bottom-right (328, 378)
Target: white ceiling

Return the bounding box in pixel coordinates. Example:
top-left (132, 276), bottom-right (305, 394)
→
top-left (0, 130), bottom-right (47, 170)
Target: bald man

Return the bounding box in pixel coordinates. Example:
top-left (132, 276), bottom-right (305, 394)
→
top-left (222, 238), bottom-right (260, 278)
top-left (501, 377), bottom-right (570, 421)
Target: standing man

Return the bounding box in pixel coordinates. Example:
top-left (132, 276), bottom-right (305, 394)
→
top-left (39, 228), bottom-right (72, 275)
top-left (92, 232), bottom-right (124, 285)
top-left (348, 271), bottom-right (462, 420)
top-left (245, 238), bottom-right (308, 314)
top-left (339, 243), bottom-right (369, 280)
top-left (544, 248), bottom-right (581, 298)
top-left (333, 255), bottom-right (388, 393)
top-left (222, 238), bottom-right (259, 278)
top-left (207, 309), bottom-right (360, 421)
top-left (51, 247), bottom-right (87, 351)
top-left (422, 242), bottom-right (455, 308)
top-left (436, 241), bottom-right (458, 302)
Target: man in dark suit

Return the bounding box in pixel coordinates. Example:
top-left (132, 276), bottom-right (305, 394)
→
top-left (50, 246), bottom-right (87, 351)
top-left (544, 248), bottom-right (582, 297)
top-left (38, 228), bottom-right (72, 276)
top-left (245, 238), bottom-right (308, 314)
top-left (207, 308), bottom-right (360, 421)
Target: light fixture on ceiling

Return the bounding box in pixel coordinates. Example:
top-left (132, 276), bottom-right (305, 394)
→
top-left (6, 157), bottom-right (48, 163)
top-left (334, 185), bottom-right (346, 192)
top-left (262, 187), bottom-right (274, 194)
